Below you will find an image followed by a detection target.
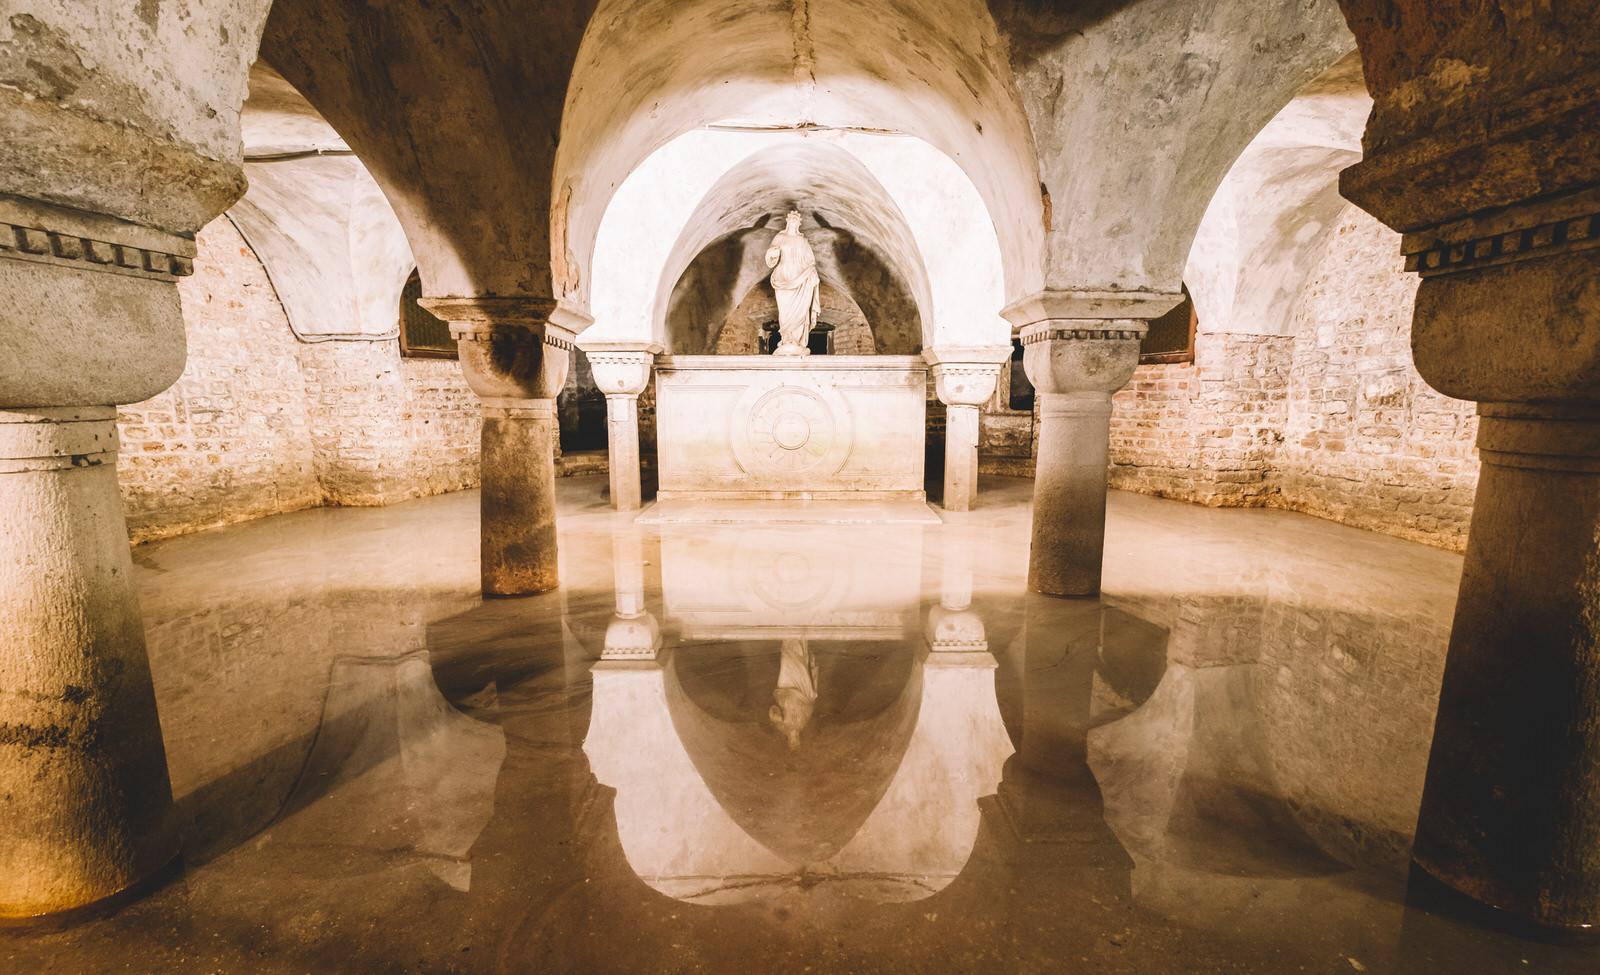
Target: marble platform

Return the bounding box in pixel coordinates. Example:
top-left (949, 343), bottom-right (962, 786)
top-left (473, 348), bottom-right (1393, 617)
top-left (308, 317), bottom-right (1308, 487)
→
top-left (653, 354), bottom-right (927, 501)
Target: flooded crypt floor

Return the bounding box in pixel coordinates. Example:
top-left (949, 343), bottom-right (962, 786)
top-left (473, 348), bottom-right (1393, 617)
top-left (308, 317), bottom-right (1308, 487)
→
top-left (4, 475), bottom-right (1597, 975)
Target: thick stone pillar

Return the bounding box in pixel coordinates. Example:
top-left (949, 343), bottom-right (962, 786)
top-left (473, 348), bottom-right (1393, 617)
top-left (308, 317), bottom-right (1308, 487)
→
top-left (421, 299), bottom-right (577, 597)
top-left (1379, 195), bottom-right (1600, 935)
top-left (0, 197), bottom-right (199, 920)
top-left (579, 341), bottom-right (662, 512)
top-left (1003, 293), bottom-right (1178, 596)
top-left (1335, 1), bottom-right (1600, 935)
top-left (924, 347), bottom-right (1010, 513)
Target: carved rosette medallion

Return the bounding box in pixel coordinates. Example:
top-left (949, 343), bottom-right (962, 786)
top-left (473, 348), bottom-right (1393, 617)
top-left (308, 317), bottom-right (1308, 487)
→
top-left (733, 385), bottom-right (851, 477)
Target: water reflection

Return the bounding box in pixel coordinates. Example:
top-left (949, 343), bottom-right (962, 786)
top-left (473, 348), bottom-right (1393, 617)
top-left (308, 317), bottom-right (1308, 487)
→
top-left (34, 487), bottom-right (1588, 972)
top-left (586, 522), bottom-right (1011, 903)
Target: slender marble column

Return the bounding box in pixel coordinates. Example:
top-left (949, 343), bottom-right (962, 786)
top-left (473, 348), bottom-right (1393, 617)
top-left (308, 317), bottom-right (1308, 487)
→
top-left (581, 343), bottom-right (662, 512)
top-left (0, 408), bottom-right (178, 919)
top-left (925, 348), bottom-right (1009, 513)
top-left (421, 298), bottom-right (577, 596)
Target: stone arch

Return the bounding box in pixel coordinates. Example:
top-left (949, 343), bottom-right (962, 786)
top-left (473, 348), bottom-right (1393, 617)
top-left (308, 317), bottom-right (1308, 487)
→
top-left (585, 131), bottom-right (1010, 353)
top-left (648, 141), bottom-right (932, 352)
top-left (1183, 52), bottom-right (1371, 340)
top-left (554, 0), bottom-right (1044, 313)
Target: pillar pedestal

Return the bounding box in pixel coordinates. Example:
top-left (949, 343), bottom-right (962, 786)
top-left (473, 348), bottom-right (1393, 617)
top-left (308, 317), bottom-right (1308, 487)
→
top-left (580, 342), bottom-right (662, 513)
top-left (421, 298), bottom-right (577, 597)
top-left (1003, 293), bottom-right (1177, 597)
top-left (925, 347), bottom-right (1009, 513)
top-left (0, 408), bottom-right (178, 920)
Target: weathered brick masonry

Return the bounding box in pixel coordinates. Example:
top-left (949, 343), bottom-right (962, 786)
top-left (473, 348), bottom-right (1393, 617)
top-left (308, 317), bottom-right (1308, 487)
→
top-left (1104, 206), bottom-right (1479, 551)
top-left (977, 206), bottom-right (1479, 551)
top-left (118, 218), bottom-right (483, 543)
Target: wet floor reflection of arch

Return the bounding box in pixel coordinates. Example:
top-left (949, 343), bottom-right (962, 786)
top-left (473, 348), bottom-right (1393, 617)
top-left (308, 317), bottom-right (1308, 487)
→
top-left (11, 479), bottom-right (1600, 973)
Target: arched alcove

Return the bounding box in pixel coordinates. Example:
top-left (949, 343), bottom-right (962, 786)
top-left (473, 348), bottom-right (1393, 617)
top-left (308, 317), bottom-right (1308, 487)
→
top-left (661, 216), bottom-right (921, 356)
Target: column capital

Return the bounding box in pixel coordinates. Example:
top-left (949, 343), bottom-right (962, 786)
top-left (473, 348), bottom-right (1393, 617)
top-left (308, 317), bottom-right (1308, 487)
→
top-left (0, 193), bottom-right (195, 409)
top-left (577, 340), bottom-right (664, 398)
top-left (1018, 321), bottom-right (1145, 397)
top-left (420, 296), bottom-right (576, 401)
top-left (1000, 289), bottom-right (1182, 328)
top-left (924, 346), bottom-right (1010, 407)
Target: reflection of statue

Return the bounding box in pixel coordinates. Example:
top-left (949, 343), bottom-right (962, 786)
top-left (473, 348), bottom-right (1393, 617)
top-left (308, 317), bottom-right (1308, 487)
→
top-left (764, 210), bottom-right (820, 355)
top-left (768, 637), bottom-right (818, 749)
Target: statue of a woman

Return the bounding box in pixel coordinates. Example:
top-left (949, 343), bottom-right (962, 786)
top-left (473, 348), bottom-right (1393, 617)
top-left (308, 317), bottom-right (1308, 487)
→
top-left (764, 210), bottom-right (820, 355)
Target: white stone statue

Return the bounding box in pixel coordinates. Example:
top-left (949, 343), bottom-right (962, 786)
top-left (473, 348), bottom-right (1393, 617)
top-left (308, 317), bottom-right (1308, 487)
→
top-left (764, 210), bottom-right (820, 356)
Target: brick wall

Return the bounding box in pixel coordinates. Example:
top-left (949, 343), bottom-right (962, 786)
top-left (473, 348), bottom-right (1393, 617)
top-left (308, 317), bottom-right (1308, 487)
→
top-left (1273, 209), bottom-right (1477, 549)
top-left (1100, 205), bottom-right (1478, 550)
top-left (118, 216), bottom-right (482, 542)
top-left (119, 217), bottom-right (322, 541)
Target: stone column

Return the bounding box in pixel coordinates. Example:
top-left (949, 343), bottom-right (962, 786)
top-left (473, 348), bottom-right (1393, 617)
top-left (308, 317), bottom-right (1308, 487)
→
top-left (924, 347), bottom-right (1010, 513)
top-left (420, 299), bottom-right (578, 597)
top-left (1384, 195), bottom-right (1600, 934)
top-left (578, 341), bottom-right (663, 512)
top-left (1003, 293), bottom-right (1178, 597)
top-left (0, 198), bottom-right (198, 920)
top-left (1333, 4), bottom-right (1600, 933)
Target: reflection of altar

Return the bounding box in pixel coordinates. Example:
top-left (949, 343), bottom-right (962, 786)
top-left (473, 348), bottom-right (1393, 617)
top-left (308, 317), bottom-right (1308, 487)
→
top-left (654, 355), bottom-right (927, 500)
top-left (659, 524), bottom-right (921, 641)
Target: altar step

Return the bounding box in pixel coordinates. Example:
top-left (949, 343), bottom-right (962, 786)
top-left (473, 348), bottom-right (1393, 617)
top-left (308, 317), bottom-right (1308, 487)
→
top-left (634, 498), bottom-right (943, 525)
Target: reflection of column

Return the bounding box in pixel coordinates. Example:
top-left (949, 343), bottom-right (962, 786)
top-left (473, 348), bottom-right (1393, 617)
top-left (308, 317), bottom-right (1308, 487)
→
top-left (924, 347), bottom-right (1010, 512)
top-left (1004, 293), bottom-right (1178, 596)
top-left (580, 342), bottom-right (662, 512)
top-left (926, 523), bottom-right (987, 655)
top-left (421, 299), bottom-right (578, 596)
top-left (603, 526), bottom-right (660, 660)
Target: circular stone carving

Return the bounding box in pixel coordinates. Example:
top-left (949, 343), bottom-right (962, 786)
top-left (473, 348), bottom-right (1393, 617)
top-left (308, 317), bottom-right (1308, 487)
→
top-left (738, 386), bottom-right (838, 475)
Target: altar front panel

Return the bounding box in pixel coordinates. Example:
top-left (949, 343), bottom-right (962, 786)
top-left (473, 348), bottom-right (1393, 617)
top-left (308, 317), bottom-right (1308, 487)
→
top-left (654, 355), bottom-right (927, 500)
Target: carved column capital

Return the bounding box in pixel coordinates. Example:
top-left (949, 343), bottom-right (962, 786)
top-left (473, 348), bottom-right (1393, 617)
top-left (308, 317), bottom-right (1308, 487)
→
top-left (0, 194), bottom-right (199, 409)
top-left (419, 297), bottom-right (578, 402)
top-left (577, 340), bottom-right (664, 399)
top-left (1017, 321), bottom-right (1146, 398)
top-left (923, 345), bottom-right (1010, 407)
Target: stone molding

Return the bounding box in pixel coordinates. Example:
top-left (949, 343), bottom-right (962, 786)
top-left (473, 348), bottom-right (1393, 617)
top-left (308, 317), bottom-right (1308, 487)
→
top-left (0, 223), bottom-right (195, 280)
top-left (417, 296), bottom-right (581, 349)
top-left (1475, 403), bottom-right (1600, 474)
top-left (1001, 289), bottom-right (1182, 327)
top-left (0, 407), bottom-right (119, 474)
top-left (1019, 323), bottom-right (1147, 344)
top-left (0, 193), bottom-right (196, 282)
top-left (1402, 186), bottom-right (1600, 278)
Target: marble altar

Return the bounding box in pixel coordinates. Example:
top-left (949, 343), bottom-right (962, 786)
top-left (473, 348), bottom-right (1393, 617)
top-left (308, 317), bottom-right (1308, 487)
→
top-left (653, 355), bottom-right (928, 500)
